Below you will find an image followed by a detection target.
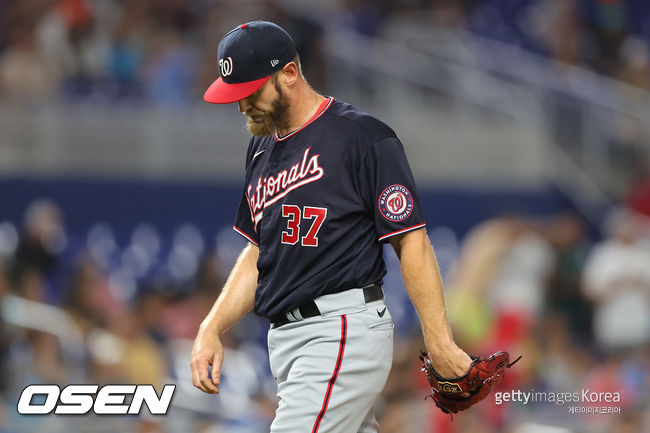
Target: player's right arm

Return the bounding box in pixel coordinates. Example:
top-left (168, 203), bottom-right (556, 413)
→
top-left (190, 243), bottom-right (259, 393)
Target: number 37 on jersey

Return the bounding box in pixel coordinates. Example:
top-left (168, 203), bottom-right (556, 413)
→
top-left (280, 205), bottom-right (327, 247)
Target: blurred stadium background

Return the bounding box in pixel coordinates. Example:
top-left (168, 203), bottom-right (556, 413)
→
top-left (1, 0), bottom-right (650, 432)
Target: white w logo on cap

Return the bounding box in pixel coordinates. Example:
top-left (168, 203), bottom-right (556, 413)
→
top-left (219, 56), bottom-right (233, 77)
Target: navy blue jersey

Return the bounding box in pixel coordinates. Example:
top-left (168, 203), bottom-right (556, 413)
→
top-left (233, 98), bottom-right (426, 317)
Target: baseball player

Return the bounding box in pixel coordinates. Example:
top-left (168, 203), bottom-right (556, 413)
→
top-left (190, 21), bottom-right (472, 432)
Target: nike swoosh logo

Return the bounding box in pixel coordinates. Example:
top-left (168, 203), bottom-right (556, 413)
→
top-left (253, 149), bottom-right (266, 159)
top-left (377, 307), bottom-right (386, 318)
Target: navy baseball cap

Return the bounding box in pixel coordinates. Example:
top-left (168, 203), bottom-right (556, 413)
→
top-left (204, 21), bottom-right (297, 104)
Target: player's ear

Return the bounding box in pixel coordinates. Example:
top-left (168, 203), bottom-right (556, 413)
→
top-left (281, 61), bottom-right (300, 86)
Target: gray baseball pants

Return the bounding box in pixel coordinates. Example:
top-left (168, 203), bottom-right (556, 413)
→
top-left (267, 288), bottom-right (394, 433)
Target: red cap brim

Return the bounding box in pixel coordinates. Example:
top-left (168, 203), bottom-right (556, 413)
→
top-left (204, 76), bottom-right (270, 104)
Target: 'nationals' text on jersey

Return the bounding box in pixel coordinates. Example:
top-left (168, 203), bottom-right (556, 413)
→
top-left (234, 98), bottom-right (426, 317)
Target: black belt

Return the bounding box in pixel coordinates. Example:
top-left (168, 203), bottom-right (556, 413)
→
top-left (269, 284), bottom-right (384, 328)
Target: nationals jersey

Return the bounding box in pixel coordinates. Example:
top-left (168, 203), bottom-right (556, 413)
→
top-left (233, 97), bottom-right (426, 317)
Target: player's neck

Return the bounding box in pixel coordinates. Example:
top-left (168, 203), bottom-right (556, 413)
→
top-left (278, 88), bottom-right (325, 137)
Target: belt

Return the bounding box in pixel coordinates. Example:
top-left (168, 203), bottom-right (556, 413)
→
top-left (269, 284), bottom-right (384, 328)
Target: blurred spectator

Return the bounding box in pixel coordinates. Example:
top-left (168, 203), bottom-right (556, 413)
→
top-left (0, 3), bottom-right (58, 102)
top-left (23, 330), bottom-right (68, 384)
top-left (105, 0), bottom-right (148, 99)
top-left (108, 307), bottom-right (169, 389)
top-left (12, 267), bottom-right (47, 302)
top-left (161, 255), bottom-right (224, 340)
top-left (588, 0), bottom-right (629, 76)
top-left (10, 199), bottom-right (65, 281)
top-left (446, 217), bottom-right (549, 350)
top-left (9, 199), bottom-right (66, 304)
top-left (144, 29), bottom-right (197, 106)
top-left (85, 306), bottom-right (170, 411)
top-left (35, 0), bottom-right (103, 98)
top-left (582, 208), bottom-right (650, 352)
top-left (537, 313), bottom-right (589, 393)
top-left (133, 287), bottom-right (172, 345)
top-left (525, 0), bottom-right (587, 67)
top-left (625, 164), bottom-right (650, 220)
top-left (485, 220), bottom-right (555, 325)
top-left (543, 213), bottom-right (592, 338)
top-left (142, 0), bottom-right (199, 106)
top-left (63, 257), bottom-right (118, 335)
top-left (618, 36), bottom-right (650, 90)
top-left (446, 218), bottom-right (515, 348)
top-left (608, 112), bottom-right (649, 190)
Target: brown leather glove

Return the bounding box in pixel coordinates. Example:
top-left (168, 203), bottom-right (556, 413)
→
top-left (419, 350), bottom-right (521, 417)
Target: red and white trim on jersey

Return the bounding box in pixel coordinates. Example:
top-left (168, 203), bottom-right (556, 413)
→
top-left (233, 225), bottom-right (259, 246)
top-left (275, 97), bottom-right (334, 142)
top-left (377, 223), bottom-right (427, 242)
top-left (311, 314), bottom-right (347, 433)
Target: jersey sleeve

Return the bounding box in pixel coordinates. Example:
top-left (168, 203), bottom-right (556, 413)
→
top-left (233, 192), bottom-right (259, 246)
top-left (233, 139), bottom-right (260, 246)
top-left (359, 136), bottom-right (426, 242)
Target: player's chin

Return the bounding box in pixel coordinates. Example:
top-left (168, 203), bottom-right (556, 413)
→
top-left (245, 118), bottom-right (275, 137)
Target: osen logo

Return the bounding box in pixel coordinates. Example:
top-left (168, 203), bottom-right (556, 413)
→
top-left (219, 56), bottom-right (233, 77)
top-left (17, 384), bottom-right (176, 415)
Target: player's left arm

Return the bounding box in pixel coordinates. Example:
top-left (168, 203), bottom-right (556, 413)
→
top-left (389, 227), bottom-right (472, 378)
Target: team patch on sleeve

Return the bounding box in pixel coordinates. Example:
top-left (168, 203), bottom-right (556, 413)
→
top-left (378, 184), bottom-right (414, 221)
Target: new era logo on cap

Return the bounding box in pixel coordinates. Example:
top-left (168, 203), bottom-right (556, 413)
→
top-left (204, 21), bottom-right (297, 104)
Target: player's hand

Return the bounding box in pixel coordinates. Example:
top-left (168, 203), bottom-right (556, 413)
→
top-left (427, 343), bottom-right (473, 397)
top-left (427, 343), bottom-right (472, 377)
top-left (190, 325), bottom-right (223, 394)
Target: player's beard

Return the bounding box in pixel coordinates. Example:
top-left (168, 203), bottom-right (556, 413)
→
top-left (244, 80), bottom-right (290, 137)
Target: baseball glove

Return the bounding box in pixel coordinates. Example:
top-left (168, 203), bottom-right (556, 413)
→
top-left (419, 350), bottom-right (521, 417)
